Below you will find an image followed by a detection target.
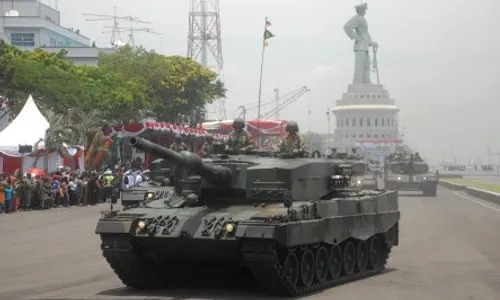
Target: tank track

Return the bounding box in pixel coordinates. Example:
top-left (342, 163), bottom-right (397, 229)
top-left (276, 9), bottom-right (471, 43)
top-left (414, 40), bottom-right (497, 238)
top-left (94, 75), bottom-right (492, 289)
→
top-left (100, 236), bottom-right (171, 289)
top-left (241, 233), bottom-right (391, 297)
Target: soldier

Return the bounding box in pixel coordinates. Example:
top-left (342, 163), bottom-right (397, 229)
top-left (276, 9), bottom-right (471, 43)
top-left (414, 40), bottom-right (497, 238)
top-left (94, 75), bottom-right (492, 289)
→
top-left (200, 135), bottom-right (214, 157)
top-left (278, 121), bottom-right (306, 157)
top-left (226, 118), bottom-right (255, 152)
top-left (170, 134), bottom-right (189, 152)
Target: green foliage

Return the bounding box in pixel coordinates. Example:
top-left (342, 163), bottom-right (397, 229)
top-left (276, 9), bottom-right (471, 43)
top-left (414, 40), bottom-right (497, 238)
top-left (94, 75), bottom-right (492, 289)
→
top-left (0, 42), bottom-right (225, 124)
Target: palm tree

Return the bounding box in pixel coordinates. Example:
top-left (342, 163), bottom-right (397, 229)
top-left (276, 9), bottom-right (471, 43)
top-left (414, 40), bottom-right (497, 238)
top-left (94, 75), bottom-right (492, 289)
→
top-left (32, 110), bottom-right (79, 170)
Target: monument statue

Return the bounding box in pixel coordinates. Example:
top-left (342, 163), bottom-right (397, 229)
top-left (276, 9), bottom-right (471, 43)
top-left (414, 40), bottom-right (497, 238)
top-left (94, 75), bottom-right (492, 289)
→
top-left (343, 2), bottom-right (378, 85)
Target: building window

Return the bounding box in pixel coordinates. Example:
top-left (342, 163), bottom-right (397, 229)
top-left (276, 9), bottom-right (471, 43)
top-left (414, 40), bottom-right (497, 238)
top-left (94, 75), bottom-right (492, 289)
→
top-left (340, 120), bottom-right (343, 127)
top-left (367, 118), bottom-right (371, 126)
top-left (352, 134), bottom-right (356, 138)
top-left (374, 134), bottom-right (379, 138)
top-left (381, 118), bottom-right (385, 126)
top-left (57, 41), bottom-right (63, 47)
top-left (352, 118), bottom-right (356, 127)
top-left (359, 134), bottom-right (364, 138)
top-left (387, 118), bottom-right (390, 126)
top-left (375, 118), bottom-right (378, 126)
top-left (345, 118), bottom-right (349, 127)
top-left (11, 33), bottom-right (35, 47)
top-left (359, 118), bottom-right (363, 127)
top-left (381, 134), bottom-right (385, 138)
top-left (50, 38), bottom-right (56, 47)
top-left (367, 134), bottom-right (372, 138)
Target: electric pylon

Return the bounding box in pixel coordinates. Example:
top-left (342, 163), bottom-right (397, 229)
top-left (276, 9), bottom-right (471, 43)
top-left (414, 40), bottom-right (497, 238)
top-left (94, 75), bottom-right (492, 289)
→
top-left (187, 0), bottom-right (226, 121)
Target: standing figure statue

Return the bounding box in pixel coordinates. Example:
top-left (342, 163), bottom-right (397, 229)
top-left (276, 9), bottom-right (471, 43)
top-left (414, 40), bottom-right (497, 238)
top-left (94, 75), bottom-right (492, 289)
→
top-left (343, 2), bottom-right (378, 84)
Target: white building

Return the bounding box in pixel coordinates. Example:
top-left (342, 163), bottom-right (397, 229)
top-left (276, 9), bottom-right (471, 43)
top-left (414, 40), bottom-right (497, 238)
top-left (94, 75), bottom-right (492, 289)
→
top-left (332, 84), bottom-right (402, 161)
top-left (0, 0), bottom-right (115, 66)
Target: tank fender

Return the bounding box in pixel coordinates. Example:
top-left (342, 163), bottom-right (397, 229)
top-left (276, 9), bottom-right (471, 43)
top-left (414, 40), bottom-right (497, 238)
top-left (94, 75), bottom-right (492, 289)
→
top-left (95, 218), bottom-right (134, 234)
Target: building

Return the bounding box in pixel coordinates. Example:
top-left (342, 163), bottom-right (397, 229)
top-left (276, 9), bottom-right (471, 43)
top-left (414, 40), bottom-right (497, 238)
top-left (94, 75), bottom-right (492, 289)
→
top-left (332, 84), bottom-right (402, 161)
top-left (0, 0), bottom-right (115, 66)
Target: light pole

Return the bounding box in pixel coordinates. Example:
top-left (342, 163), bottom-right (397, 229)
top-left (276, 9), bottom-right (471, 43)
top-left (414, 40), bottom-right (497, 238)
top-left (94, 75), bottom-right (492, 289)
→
top-left (326, 108), bottom-right (331, 153)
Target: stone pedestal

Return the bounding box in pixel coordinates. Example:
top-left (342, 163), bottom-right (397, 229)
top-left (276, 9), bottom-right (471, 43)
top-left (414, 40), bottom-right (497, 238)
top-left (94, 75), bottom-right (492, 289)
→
top-left (331, 84), bottom-right (401, 156)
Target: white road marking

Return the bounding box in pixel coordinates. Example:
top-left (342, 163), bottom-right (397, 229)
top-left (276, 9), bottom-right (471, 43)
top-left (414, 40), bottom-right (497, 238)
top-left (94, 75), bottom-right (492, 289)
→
top-left (452, 190), bottom-right (500, 212)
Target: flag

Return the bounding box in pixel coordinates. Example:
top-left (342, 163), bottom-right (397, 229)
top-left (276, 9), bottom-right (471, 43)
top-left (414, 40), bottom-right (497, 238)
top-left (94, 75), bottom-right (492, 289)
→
top-left (264, 29), bottom-right (274, 40)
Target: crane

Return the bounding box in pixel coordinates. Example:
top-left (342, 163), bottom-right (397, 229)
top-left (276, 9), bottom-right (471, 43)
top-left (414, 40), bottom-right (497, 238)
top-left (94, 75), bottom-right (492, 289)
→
top-left (260, 86), bottom-right (310, 119)
top-left (82, 7), bottom-right (151, 47)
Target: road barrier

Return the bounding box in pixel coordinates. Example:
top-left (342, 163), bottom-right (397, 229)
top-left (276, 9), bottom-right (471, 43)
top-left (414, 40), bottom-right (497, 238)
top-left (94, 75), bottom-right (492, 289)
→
top-left (439, 180), bottom-right (500, 205)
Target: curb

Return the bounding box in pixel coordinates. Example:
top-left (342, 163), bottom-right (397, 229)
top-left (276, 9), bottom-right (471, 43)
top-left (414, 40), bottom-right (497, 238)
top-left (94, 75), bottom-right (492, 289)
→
top-left (438, 180), bottom-right (466, 191)
top-left (464, 187), bottom-right (500, 205)
top-left (439, 180), bottom-right (500, 205)
top-left (437, 174), bottom-right (463, 179)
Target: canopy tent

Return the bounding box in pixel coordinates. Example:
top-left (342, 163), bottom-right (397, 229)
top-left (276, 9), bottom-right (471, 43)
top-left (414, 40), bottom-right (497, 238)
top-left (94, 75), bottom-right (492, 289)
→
top-left (0, 95), bottom-right (49, 156)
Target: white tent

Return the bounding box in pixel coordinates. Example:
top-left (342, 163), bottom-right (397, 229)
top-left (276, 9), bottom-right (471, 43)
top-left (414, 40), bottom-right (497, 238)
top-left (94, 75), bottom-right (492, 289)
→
top-left (0, 95), bottom-right (50, 156)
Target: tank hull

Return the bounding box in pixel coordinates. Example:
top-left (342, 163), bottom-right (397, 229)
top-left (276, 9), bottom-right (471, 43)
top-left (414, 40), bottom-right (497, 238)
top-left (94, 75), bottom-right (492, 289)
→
top-left (96, 190), bottom-right (400, 296)
top-left (385, 174), bottom-right (438, 197)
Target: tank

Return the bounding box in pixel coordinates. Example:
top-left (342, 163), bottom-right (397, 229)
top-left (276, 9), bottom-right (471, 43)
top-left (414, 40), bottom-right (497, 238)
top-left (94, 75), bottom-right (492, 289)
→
top-left (328, 153), bottom-right (378, 190)
top-left (120, 159), bottom-right (174, 209)
top-left (384, 155), bottom-right (438, 197)
top-left (95, 137), bottom-right (400, 297)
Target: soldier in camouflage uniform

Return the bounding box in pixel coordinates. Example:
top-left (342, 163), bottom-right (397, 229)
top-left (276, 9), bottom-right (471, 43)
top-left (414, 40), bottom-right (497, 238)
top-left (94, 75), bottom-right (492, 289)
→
top-left (170, 134), bottom-right (189, 152)
top-left (278, 121), bottom-right (306, 157)
top-left (226, 118), bottom-right (255, 153)
top-left (200, 136), bottom-right (214, 157)
top-left (41, 177), bottom-right (53, 209)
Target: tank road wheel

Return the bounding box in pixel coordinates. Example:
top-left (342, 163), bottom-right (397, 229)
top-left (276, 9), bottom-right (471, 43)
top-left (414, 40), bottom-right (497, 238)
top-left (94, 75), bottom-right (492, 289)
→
top-left (342, 241), bottom-right (356, 275)
top-left (356, 240), bottom-right (369, 272)
top-left (369, 235), bottom-right (382, 269)
top-left (300, 249), bottom-right (315, 287)
top-left (329, 244), bottom-right (342, 279)
top-left (282, 251), bottom-right (299, 288)
top-left (314, 246), bottom-right (329, 283)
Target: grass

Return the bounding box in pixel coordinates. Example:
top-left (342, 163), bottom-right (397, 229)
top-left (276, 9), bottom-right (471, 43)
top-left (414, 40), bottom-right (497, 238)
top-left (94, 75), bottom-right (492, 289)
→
top-left (445, 178), bottom-right (500, 194)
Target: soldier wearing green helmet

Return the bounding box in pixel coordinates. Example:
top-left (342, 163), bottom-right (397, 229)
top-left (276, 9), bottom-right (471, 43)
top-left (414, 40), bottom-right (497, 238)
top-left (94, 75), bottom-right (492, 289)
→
top-left (278, 120), bottom-right (306, 157)
top-left (226, 118), bottom-right (255, 152)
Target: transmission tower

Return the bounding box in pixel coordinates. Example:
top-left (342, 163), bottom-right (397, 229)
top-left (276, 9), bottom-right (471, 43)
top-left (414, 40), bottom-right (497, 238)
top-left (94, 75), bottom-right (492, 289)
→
top-left (83, 7), bottom-right (150, 47)
top-left (187, 0), bottom-right (226, 121)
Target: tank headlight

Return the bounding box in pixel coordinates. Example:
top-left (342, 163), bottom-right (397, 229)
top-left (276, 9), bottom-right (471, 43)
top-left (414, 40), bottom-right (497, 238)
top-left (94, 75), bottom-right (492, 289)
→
top-left (147, 193), bottom-right (154, 199)
top-left (137, 220), bottom-right (147, 229)
top-left (397, 177), bottom-right (402, 181)
top-left (225, 223), bottom-right (234, 233)
top-left (357, 180), bottom-right (362, 185)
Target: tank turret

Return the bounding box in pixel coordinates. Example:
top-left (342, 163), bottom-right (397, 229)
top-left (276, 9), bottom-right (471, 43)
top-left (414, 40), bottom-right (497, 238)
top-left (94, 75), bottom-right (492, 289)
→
top-left (129, 137), bottom-right (233, 187)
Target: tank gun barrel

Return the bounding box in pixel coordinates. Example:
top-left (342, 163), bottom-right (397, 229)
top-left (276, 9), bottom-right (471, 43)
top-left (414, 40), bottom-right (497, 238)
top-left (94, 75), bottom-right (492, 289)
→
top-left (129, 137), bottom-right (233, 186)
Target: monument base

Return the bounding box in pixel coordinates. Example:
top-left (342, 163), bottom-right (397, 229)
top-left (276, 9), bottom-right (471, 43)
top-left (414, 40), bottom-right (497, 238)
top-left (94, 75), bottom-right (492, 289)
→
top-left (336, 84), bottom-right (393, 107)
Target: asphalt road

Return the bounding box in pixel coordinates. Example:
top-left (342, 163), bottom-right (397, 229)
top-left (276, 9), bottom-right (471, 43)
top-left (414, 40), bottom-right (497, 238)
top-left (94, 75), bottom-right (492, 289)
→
top-left (1, 188), bottom-right (500, 300)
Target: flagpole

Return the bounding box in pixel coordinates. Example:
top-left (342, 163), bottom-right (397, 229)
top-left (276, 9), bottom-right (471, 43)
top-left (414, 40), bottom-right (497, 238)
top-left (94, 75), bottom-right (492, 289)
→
top-left (256, 17), bottom-right (268, 149)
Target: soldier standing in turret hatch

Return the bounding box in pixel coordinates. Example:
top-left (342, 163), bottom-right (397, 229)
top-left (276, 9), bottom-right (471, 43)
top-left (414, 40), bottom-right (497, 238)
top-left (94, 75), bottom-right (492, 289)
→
top-left (170, 134), bottom-right (189, 152)
top-left (200, 135), bottom-right (214, 157)
top-left (278, 121), bottom-right (306, 157)
top-left (226, 118), bottom-right (255, 152)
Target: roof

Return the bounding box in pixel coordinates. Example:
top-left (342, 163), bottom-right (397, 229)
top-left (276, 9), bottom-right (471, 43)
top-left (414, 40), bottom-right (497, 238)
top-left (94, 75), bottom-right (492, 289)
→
top-left (0, 95), bottom-right (50, 156)
top-left (332, 104), bottom-right (400, 112)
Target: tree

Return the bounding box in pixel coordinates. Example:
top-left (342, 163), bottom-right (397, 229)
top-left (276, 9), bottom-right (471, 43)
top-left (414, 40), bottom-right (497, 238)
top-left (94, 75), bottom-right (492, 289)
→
top-left (98, 46), bottom-right (226, 124)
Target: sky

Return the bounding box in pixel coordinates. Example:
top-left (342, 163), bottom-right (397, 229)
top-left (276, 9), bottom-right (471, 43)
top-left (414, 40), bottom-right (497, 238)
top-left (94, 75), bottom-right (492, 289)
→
top-left (43, 0), bottom-right (499, 164)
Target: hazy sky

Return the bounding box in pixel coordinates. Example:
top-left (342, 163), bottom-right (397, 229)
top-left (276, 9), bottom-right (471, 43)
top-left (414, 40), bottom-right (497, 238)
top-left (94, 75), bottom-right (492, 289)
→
top-left (46, 0), bottom-right (499, 164)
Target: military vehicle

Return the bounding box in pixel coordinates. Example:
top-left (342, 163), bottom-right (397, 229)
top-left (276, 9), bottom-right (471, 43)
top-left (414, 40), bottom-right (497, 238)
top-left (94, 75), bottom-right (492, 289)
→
top-left (328, 151), bottom-right (378, 190)
top-left (120, 159), bottom-right (174, 209)
top-left (95, 137), bottom-right (400, 297)
top-left (384, 154), bottom-right (438, 197)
